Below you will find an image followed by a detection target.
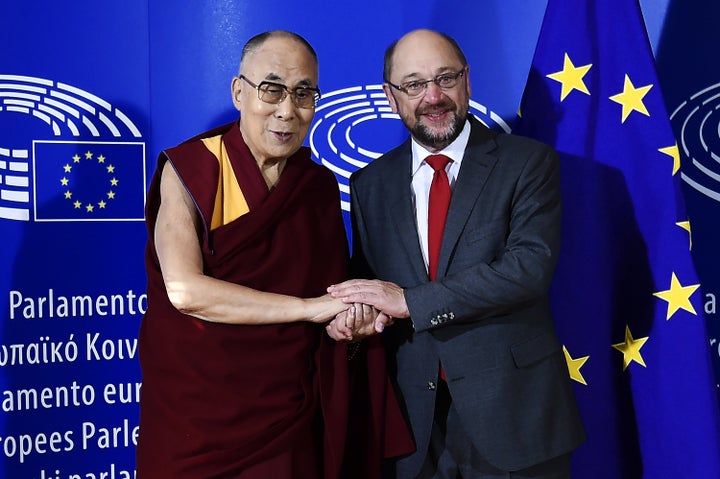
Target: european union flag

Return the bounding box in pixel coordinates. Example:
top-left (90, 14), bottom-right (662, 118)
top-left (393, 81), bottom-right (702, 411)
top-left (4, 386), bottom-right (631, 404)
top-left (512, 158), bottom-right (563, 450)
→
top-left (514, 0), bottom-right (720, 476)
top-left (33, 141), bottom-right (146, 221)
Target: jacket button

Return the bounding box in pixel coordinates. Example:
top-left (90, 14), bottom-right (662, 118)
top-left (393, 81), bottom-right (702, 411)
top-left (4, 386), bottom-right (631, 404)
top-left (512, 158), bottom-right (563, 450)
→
top-left (427, 381), bottom-right (436, 390)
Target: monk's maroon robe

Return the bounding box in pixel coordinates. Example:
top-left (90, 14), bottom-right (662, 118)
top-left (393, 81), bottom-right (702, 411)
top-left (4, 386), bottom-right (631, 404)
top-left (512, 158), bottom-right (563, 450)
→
top-left (137, 120), bottom-right (357, 477)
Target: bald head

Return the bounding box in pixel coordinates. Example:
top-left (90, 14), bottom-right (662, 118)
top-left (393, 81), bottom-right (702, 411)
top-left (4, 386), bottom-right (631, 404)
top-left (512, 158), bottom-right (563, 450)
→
top-left (383, 29), bottom-right (467, 83)
top-left (231, 30), bottom-right (319, 166)
top-left (380, 29), bottom-right (471, 152)
top-left (239, 30), bottom-right (317, 75)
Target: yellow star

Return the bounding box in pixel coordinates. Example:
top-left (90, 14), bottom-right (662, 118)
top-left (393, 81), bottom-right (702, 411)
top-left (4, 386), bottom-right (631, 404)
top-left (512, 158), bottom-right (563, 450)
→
top-left (60, 177), bottom-right (69, 186)
top-left (64, 191), bottom-right (72, 199)
top-left (97, 155), bottom-right (106, 163)
top-left (659, 144), bottom-right (681, 176)
top-left (72, 154), bottom-right (81, 163)
top-left (107, 164), bottom-right (115, 173)
top-left (653, 272), bottom-right (699, 320)
top-left (63, 164), bottom-right (72, 173)
top-left (73, 200), bottom-right (82, 209)
top-left (86, 204), bottom-right (94, 212)
top-left (110, 178), bottom-right (119, 186)
top-left (612, 325), bottom-right (648, 370)
top-left (676, 221), bottom-right (692, 250)
top-left (609, 74), bottom-right (653, 123)
top-left (98, 200), bottom-right (107, 209)
top-left (85, 151), bottom-right (93, 160)
top-left (546, 53), bottom-right (592, 101)
top-left (107, 191), bottom-right (116, 199)
top-left (563, 346), bottom-right (589, 385)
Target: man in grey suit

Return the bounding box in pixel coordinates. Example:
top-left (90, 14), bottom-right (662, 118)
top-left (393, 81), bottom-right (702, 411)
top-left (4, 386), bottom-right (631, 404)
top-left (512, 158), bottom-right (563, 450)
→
top-left (327, 29), bottom-right (585, 478)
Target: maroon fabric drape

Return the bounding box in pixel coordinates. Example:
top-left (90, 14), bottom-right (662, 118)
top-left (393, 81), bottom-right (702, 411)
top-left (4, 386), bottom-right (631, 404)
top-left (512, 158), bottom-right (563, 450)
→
top-left (138, 122), bottom-right (349, 478)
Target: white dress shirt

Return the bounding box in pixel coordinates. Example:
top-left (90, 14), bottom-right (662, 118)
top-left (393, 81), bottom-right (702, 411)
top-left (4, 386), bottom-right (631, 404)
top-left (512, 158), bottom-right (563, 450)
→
top-left (410, 120), bottom-right (471, 272)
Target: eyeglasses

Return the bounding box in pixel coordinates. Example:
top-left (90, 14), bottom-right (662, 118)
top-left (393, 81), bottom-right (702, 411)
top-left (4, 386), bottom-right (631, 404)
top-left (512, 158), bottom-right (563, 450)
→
top-left (386, 69), bottom-right (466, 99)
top-left (238, 75), bottom-right (321, 109)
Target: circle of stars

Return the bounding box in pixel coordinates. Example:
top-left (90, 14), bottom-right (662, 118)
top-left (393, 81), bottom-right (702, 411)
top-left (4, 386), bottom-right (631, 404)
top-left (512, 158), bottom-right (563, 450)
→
top-left (60, 150), bottom-right (119, 213)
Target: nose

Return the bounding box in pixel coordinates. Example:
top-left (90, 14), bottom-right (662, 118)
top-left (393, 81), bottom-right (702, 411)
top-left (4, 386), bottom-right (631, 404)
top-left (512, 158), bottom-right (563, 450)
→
top-left (274, 93), bottom-right (297, 119)
top-left (423, 81), bottom-right (444, 103)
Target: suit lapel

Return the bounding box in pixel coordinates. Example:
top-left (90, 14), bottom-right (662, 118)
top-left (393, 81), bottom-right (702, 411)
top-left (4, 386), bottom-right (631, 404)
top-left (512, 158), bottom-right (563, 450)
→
top-left (437, 119), bottom-right (498, 278)
top-left (385, 142), bottom-right (428, 282)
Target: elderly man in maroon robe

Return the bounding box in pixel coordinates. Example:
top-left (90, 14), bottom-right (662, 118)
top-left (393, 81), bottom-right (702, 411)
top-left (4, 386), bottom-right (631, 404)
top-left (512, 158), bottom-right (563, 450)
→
top-left (137, 30), bottom-right (412, 479)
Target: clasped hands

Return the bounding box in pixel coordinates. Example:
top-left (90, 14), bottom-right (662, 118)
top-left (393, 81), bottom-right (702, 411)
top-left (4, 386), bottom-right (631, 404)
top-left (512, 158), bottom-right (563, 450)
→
top-left (325, 279), bottom-right (410, 342)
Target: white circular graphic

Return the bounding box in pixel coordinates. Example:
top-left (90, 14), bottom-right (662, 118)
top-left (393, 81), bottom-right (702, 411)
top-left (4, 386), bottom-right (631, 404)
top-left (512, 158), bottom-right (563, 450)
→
top-left (670, 82), bottom-right (720, 202)
top-left (309, 84), bottom-right (511, 211)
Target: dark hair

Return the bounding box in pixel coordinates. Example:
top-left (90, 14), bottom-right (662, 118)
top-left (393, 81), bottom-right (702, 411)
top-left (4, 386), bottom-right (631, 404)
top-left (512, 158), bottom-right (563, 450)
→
top-left (383, 30), bottom-right (467, 82)
top-left (240, 30), bottom-right (317, 71)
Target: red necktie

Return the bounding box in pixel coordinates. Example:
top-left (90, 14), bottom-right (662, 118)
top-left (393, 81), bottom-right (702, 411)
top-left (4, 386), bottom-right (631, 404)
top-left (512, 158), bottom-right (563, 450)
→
top-left (427, 154), bottom-right (452, 383)
top-left (426, 154), bottom-right (452, 281)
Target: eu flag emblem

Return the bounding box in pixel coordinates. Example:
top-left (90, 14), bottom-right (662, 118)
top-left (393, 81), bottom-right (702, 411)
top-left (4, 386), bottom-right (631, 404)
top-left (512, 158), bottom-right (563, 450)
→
top-left (33, 141), bottom-right (146, 222)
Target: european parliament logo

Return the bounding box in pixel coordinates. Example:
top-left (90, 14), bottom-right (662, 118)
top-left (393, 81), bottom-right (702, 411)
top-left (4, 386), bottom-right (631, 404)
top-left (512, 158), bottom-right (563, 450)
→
top-left (670, 81), bottom-right (720, 202)
top-left (0, 74), bottom-right (145, 222)
top-left (309, 84), bottom-right (510, 211)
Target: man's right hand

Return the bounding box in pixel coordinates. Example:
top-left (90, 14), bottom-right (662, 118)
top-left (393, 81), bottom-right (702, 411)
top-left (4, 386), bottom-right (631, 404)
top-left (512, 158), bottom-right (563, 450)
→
top-left (325, 303), bottom-right (394, 342)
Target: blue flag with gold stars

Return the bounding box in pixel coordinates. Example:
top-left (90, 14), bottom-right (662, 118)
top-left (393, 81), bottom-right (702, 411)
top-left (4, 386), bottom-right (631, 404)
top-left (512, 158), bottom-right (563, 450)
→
top-left (33, 141), bottom-right (146, 221)
top-left (515, 0), bottom-right (720, 476)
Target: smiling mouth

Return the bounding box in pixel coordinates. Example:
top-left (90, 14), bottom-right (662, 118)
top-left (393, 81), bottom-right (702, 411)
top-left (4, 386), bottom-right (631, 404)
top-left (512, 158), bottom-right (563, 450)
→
top-left (272, 131), bottom-right (294, 141)
top-left (419, 104), bottom-right (454, 119)
top-left (425, 111), bottom-right (447, 119)
top-left (421, 110), bottom-right (452, 125)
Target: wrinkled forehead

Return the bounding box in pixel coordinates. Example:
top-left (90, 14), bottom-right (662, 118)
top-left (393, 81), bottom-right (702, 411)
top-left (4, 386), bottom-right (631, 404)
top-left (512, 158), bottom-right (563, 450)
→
top-left (392, 33), bottom-right (463, 78)
top-left (242, 36), bottom-right (318, 84)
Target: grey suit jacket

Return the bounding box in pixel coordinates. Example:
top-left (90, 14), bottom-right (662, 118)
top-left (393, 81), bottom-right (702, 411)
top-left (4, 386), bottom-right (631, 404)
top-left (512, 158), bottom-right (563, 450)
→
top-left (349, 117), bottom-right (585, 475)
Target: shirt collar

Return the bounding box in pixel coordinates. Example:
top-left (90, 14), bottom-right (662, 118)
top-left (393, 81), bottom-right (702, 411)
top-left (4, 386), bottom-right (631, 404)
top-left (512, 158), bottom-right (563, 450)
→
top-left (411, 119), bottom-right (471, 175)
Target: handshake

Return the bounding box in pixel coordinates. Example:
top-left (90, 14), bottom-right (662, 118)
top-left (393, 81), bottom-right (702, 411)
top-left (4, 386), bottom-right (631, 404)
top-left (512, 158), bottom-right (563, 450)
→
top-left (323, 279), bottom-right (410, 342)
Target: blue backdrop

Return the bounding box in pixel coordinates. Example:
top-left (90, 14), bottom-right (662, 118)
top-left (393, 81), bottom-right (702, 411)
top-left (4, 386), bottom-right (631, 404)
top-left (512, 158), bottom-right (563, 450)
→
top-left (2, 1), bottom-right (719, 477)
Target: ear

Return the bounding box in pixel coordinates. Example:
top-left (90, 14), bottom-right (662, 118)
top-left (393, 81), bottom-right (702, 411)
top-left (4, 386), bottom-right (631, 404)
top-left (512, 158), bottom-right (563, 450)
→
top-left (464, 66), bottom-right (472, 98)
top-left (382, 84), bottom-right (399, 114)
top-left (231, 76), bottom-right (243, 111)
